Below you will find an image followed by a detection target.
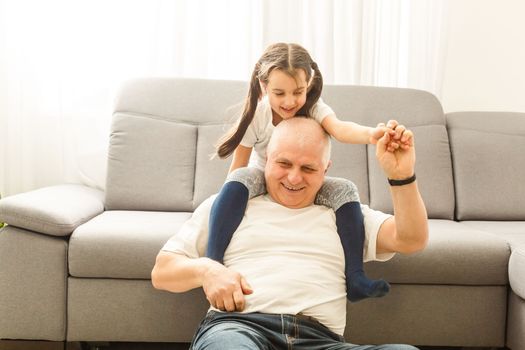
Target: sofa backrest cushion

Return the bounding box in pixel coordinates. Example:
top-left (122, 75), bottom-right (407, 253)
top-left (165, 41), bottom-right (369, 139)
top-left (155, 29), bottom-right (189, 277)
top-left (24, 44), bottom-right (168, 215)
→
top-left (105, 78), bottom-right (247, 211)
top-left (323, 85), bottom-right (454, 219)
top-left (447, 112), bottom-right (525, 220)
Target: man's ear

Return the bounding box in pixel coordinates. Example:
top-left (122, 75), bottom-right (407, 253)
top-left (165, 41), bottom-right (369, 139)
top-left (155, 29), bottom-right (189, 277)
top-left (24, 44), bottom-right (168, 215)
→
top-left (324, 160), bottom-right (332, 174)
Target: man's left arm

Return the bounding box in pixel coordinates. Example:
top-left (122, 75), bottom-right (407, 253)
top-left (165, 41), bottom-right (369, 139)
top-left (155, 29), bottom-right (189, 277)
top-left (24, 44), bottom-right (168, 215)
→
top-left (374, 124), bottom-right (429, 255)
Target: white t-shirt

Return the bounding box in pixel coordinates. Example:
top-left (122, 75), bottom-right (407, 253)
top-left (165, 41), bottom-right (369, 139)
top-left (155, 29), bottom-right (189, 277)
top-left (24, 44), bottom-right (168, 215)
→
top-left (240, 97), bottom-right (335, 170)
top-left (161, 194), bottom-right (394, 335)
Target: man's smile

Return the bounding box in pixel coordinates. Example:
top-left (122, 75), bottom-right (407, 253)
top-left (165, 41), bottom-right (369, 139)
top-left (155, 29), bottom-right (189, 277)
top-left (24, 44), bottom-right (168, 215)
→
top-left (281, 183), bottom-right (305, 192)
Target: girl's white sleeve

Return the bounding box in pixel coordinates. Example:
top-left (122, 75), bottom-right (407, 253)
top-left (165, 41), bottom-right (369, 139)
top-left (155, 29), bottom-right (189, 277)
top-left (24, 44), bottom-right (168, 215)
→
top-left (311, 98), bottom-right (335, 124)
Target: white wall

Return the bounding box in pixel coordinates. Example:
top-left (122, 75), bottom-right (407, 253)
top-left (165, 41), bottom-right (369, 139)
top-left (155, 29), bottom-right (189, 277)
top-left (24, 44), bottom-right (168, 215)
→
top-left (441, 0), bottom-right (525, 113)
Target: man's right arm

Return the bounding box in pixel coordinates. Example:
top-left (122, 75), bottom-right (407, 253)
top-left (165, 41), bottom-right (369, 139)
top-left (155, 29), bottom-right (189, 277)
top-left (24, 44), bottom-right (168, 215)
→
top-left (151, 251), bottom-right (218, 292)
top-left (151, 250), bottom-right (253, 311)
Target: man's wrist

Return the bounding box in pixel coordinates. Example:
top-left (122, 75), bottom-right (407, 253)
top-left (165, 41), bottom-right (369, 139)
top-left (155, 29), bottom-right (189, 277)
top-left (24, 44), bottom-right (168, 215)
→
top-left (200, 258), bottom-right (222, 282)
top-left (388, 173), bottom-right (416, 186)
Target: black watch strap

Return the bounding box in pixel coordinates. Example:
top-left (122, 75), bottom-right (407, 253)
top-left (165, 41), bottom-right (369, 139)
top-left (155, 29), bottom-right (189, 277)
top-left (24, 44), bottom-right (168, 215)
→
top-left (388, 174), bottom-right (416, 186)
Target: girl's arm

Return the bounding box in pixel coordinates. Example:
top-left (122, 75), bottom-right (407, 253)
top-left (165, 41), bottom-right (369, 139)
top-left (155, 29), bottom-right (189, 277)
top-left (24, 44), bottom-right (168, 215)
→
top-left (228, 145), bottom-right (253, 173)
top-left (321, 114), bottom-right (386, 145)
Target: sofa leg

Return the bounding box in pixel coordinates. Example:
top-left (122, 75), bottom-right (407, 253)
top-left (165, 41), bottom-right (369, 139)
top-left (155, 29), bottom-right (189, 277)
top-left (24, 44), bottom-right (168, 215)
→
top-left (78, 342), bottom-right (110, 350)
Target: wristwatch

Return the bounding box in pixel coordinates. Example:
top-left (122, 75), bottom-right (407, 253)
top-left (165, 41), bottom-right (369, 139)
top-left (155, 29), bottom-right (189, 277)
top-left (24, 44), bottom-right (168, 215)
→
top-left (388, 174), bottom-right (416, 186)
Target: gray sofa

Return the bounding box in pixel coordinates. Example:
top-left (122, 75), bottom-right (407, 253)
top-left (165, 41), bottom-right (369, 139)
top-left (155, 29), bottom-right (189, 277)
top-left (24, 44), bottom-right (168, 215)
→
top-left (0, 78), bottom-right (524, 349)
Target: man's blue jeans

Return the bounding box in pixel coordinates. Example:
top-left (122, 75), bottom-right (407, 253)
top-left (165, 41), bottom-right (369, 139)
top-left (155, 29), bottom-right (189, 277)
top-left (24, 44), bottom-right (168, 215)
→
top-left (191, 311), bottom-right (419, 350)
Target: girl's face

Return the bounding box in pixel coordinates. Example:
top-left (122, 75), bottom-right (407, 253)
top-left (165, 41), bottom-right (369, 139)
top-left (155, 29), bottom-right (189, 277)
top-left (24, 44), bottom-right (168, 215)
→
top-left (262, 69), bottom-right (309, 123)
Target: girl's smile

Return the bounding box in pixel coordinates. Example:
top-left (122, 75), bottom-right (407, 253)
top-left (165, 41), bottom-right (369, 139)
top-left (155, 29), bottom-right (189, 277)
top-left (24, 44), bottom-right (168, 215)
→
top-left (262, 69), bottom-right (309, 123)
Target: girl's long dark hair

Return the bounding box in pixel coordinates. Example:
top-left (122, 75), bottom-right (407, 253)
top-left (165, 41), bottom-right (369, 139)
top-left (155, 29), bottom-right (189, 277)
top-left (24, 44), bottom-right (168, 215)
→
top-left (216, 43), bottom-right (323, 159)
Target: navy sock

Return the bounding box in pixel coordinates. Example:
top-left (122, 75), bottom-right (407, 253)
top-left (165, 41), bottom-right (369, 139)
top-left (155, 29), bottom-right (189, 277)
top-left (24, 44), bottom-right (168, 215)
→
top-left (206, 181), bottom-right (249, 263)
top-left (335, 202), bottom-right (390, 302)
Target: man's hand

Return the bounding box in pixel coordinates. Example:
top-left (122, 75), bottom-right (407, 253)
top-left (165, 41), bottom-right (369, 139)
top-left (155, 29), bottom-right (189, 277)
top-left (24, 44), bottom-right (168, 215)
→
top-left (202, 262), bottom-right (253, 312)
top-left (372, 120), bottom-right (412, 152)
top-left (375, 124), bottom-right (415, 180)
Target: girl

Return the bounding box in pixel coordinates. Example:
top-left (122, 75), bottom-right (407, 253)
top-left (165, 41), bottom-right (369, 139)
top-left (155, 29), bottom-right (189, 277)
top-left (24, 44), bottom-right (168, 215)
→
top-left (209, 42), bottom-right (400, 302)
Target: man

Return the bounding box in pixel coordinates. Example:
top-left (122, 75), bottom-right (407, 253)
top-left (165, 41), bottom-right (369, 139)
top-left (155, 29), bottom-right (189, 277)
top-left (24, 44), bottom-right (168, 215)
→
top-left (152, 118), bottom-right (428, 349)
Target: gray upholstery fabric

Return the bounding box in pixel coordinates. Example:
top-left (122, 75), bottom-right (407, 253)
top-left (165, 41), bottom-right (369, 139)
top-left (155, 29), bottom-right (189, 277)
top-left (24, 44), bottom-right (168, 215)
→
top-left (507, 291), bottom-right (525, 350)
top-left (459, 221), bottom-right (525, 249)
top-left (447, 112), bottom-right (525, 220)
top-left (368, 125), bottom-right (455, 219)
top-left (346, 284), bottom-right (506, 347)
top-left (105, 113), bottom-right (197, 211)
top-left (67, 278), bottom-right (209, 342)
top-left (0, 184), bottom-right (104, 236)
top-left (321, 85), bottom-right (445, 127)
top-left (509, 245), bottom-right (525, 299)
top-left (106, 78), bottom-right (249, 211)
top-left (365, 219), bottom-right (510, 285)
top-left (0, 226), bottom-right (67, 341)
top-left (69, 211), bottom-right (192, 278)
top-left (113, 78), bottom-right (248, 124)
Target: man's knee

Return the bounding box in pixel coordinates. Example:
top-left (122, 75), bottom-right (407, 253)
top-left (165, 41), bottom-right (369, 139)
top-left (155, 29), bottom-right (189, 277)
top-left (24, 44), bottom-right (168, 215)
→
top-left (192, 323), bottom-right (266, 350)
top-left (371, 345), bottom-right (419, 350)
top-left (349, 344), bottom-right (418, 350)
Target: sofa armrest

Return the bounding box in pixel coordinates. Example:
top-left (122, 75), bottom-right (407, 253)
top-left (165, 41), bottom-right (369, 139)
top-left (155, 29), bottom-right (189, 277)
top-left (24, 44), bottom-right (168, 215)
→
top-left (509, 245), bottom-right (525, 300)
top-left (0, 184), bottom-right (105, 236)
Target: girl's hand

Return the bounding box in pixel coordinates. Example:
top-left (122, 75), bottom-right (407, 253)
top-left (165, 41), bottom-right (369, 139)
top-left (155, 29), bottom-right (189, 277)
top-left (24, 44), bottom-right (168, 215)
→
top-left (386, 119), bottom-right (412, 151)
top-left (369, 123), bottom-right (392, 145)
top-left (376, 120), bottom-right (412, 152)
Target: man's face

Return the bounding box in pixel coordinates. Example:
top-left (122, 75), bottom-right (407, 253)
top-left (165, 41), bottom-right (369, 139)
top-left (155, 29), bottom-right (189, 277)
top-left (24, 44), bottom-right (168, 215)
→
top-left (265, 133), bottom-right (329, 209)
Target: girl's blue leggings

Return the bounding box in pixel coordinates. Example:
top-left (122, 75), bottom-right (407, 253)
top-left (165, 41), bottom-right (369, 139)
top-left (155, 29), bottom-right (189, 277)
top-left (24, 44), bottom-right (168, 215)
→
top-left (207, 167), bottom-right (390, 302)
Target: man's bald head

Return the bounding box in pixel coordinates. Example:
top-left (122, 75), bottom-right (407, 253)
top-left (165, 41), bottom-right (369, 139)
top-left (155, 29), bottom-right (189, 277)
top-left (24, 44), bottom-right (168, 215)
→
top-left (267, 117), bottom-right (331, 167)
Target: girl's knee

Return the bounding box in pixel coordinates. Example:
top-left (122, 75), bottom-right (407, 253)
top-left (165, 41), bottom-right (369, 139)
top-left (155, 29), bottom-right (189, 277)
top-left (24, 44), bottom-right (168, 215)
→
top-left (325, 177), bottom-right (358, 192)
top-left (320, 177), bottom-right (360, 204)
top-left (226, 168), bottom-right (266, 199)
top-left (227, 167), bottom-right (264, 183)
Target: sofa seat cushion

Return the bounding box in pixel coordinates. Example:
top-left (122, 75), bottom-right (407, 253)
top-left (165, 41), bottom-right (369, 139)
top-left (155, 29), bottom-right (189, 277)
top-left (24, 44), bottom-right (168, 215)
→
top-left (509, 245), bottom-right (525, 299)
top-left (459, 221), bottom-right (525, 249)
top-left (69, 210), bottom-right (192, 279)
top-left (365, 220), bottom-right (510, 285)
